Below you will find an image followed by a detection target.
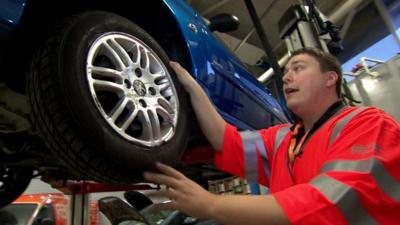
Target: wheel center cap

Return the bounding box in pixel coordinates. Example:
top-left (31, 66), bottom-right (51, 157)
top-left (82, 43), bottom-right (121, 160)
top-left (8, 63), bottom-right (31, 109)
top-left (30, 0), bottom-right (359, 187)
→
top-left (133, 80), bottom-right (146, 96)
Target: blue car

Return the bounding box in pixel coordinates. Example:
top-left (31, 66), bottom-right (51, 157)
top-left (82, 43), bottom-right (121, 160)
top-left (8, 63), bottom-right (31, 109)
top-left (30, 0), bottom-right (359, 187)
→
top-left (0, 0), bottom-right (287, 206)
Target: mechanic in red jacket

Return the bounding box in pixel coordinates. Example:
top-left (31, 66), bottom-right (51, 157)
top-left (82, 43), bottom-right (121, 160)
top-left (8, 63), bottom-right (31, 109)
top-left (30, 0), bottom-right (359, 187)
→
top-left (144, 48), bottom-right (400, 225)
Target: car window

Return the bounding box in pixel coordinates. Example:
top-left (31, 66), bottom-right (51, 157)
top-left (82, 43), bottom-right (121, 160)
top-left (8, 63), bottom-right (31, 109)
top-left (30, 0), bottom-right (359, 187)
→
top-left (0, 204), bottom-right (37, 225)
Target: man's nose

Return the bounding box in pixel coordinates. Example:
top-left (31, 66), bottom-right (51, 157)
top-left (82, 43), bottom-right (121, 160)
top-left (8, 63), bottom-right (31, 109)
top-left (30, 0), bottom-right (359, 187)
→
top-left (282, 71), bottom-right (292, 84)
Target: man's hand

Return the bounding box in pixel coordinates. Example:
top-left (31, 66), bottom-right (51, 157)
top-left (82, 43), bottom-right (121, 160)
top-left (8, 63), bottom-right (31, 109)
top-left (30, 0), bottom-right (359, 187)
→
top-left (168, 61), bottom-right (226, 150)
top-left (143, 162), bottom-right (217, 219)
top-left (144, 162), bottom-right (290, 225)
top-left (170, 61), bottom-right (199, 93)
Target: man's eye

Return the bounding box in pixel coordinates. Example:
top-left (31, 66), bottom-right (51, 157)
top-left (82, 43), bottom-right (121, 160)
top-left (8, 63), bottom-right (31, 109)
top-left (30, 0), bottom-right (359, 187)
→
top-left (294, 65), bottom-right (305, 72)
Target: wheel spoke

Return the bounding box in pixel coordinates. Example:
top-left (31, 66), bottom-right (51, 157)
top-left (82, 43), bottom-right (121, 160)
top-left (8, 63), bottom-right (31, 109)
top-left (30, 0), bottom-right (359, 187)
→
top-left (103, 41), bottom-right (126, 70)
top-left (141, 50), bottom-right (150, 71)
top-left (141, 110), bottom-right (154, 141)
top-left (92, 79), bottom-right (124, 92)
top-left (109, 39), bottom-right (133, 66)
top-left (150, 109), bottom-right (161, 140)
top-left (152, 72), bottom-right (166, 81)
top-left (158, 82), bottom-right (170, 92)
top-left (110, 97), bottom-right (129, 122)
top-left (121, 108), bottom-right (139, 131)
top-left (88, 66), bottom-right (123, 80)
top-left (156, 106), bottom-right (175, 127)
top-left (162, 89), bottom-right (173, 98)
top-left (132, 44), bottom-right (141, 64)
top-left (157, 97), bottom-right (174, 114)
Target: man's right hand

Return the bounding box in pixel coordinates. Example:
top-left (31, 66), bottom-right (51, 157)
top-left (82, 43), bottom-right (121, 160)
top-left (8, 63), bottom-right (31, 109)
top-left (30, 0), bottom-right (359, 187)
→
top-left (169, 61), bottom-right (226, 151)
top-left (170, 61), bottom-right (198, 93)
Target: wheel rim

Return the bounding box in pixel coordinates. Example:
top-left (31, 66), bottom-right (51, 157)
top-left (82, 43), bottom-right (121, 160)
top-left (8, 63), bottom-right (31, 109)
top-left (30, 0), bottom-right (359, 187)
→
top-left (86, 33), bottom-right (179, 147)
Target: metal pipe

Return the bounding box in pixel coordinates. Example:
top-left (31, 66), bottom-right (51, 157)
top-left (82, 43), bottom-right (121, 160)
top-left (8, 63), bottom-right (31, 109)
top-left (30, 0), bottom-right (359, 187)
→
top-left (244, 0), bottom-right (286, 107)
top-left (201, 0), bottom-right (232, 16)
top-left (373, 0), bottom-right (400, 48)
top-left (329, 0), bottom-right (366, 24)
top-left (233, 0), bottom-right (280, 53)
top-left (339, 9), bottom-right (356, 39)
top-left (258, 54), bottom-right (289, 82)
top-left (234, 28), bottom-right (256, 53)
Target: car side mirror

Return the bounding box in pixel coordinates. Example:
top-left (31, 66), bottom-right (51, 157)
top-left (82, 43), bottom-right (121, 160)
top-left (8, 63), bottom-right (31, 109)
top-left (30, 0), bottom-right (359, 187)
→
top-left (208, 13), bottom-right (239, 32)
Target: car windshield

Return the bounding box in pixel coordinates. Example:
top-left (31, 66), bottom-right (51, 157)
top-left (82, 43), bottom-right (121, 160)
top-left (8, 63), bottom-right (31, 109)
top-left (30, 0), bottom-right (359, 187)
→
top-left (0, 203), bottom-right (37, 225)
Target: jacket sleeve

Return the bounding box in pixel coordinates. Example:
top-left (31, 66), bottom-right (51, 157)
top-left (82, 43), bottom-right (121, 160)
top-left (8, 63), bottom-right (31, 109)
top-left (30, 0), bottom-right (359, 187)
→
top-left (273, 108), bottom-right (400, 225)
top-left (215, 123), bottom-right (285, 187)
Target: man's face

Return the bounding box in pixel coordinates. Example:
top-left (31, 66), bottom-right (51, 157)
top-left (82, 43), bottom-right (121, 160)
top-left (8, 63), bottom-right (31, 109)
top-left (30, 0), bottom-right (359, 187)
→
top-left (283, 54), bottom-right (330, 114)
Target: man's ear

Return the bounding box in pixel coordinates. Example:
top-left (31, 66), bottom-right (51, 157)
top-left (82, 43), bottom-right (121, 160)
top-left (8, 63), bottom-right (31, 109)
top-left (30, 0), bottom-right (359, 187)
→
top-left (325, 71), bottom-right (338, 88)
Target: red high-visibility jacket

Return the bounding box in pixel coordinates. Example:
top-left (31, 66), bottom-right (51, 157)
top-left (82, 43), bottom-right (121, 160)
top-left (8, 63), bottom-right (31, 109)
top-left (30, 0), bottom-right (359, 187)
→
top-left (215, 106), bottom-right (400, 225)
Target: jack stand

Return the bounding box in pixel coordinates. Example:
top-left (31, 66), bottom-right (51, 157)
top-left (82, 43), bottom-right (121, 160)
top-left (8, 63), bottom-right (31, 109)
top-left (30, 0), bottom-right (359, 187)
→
top-left (43, 178), bottom-right (155, 225)
top-left (71, 194), bottom-right (89, 225)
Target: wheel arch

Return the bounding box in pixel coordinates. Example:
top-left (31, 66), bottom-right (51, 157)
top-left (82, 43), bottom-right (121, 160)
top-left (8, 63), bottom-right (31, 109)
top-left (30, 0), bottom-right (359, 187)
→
top-left (2, 0), bottom-right (193, 92)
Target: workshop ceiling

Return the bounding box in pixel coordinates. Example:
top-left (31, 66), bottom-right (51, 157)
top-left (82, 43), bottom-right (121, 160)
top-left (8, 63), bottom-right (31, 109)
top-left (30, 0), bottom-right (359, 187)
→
top-left (188, 0), bottom-right (400, 66)
top-left (189, 0), bottom-right (347, 59)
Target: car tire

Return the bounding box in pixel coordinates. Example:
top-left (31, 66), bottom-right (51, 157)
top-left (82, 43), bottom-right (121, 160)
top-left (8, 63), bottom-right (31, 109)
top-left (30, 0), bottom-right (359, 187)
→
top-left (27, 11), bottom-right (190, 183)
top-left (0, 166), bottom-right (32, 207)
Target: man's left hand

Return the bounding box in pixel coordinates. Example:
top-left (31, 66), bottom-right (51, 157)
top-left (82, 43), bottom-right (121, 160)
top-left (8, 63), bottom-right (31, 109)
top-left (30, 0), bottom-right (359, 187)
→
top-left (143, 162), bottom-right (217, 219)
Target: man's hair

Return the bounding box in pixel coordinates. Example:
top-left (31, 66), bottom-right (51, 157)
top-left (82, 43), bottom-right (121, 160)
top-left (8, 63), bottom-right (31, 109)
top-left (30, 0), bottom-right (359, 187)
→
top-left (288, 48), bottom-right (343, 97)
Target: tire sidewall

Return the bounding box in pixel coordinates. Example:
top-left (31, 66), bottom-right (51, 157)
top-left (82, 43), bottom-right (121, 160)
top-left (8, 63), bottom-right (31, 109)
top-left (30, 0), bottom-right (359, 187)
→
top-left (57, 11), bottom-right (189, 171)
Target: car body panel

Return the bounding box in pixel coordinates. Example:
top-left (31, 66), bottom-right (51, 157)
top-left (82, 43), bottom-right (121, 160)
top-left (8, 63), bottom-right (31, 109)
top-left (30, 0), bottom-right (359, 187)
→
top-left (0, 0), bottom-right (25, 28)
top-left (0, 0), bottom-right (25, 44)
top-left (162, 0), bottom-right (288, 129)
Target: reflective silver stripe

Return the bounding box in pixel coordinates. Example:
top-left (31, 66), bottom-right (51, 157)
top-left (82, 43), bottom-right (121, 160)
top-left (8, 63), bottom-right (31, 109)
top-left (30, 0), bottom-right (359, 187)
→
top-left (329, 107), bottom-right (367, 147)
top-left (273, 126), bottom-right (290, 157)
top-left (256, 136), bottom-right (271, 180)
top-left (240, 131), bottom-right (270, 182)
top-left (321, 157), bottom-right (400, 202)
top-left (311, 175), bottom-right (378, 225)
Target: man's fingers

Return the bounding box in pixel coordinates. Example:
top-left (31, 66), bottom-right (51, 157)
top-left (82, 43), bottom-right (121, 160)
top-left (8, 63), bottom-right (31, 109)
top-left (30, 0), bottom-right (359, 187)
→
top-left (169, 61), bottom-right (181, 73)
top-left (155, 162), bottom-right (185, 179)
top-left (143, 171), bottom-right (179, 188)
top-left (169, 61), bottom-right (181, 70)
top-left (170, 61), bottom-right (189, 77)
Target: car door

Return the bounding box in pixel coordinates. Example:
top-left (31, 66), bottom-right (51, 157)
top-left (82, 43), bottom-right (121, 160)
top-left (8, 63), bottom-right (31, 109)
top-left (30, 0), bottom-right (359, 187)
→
top-left (197, 25), bottom-right (287, 129)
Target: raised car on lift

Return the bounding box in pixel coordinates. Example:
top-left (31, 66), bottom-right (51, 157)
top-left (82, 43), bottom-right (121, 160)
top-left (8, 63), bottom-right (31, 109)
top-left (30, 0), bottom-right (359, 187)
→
top-left (0, 0), bottom-right (288, 207)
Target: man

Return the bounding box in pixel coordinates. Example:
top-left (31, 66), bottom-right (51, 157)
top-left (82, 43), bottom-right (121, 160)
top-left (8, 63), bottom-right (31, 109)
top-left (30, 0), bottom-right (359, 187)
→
top-left (144, 48), bottom-right (400, 225)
